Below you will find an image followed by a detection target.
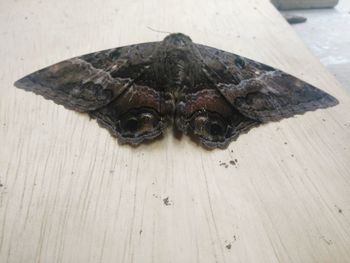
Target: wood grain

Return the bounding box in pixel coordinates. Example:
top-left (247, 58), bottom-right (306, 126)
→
top-left (1, 0), bottom-right (350, 262)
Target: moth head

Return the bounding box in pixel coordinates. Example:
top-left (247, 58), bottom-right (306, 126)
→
top-left (163, 33), bottom-right (193, 48)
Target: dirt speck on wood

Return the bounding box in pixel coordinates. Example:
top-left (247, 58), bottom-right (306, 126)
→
top-left (163, 197), bottom-right (172, 206)
top-left (219, 161), bottom-right (229, 168)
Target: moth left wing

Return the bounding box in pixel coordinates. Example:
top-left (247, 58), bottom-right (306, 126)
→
top-left (15, 42), bottom-right (160, 112)
top-left (196, 44), bottom-right (338, 122)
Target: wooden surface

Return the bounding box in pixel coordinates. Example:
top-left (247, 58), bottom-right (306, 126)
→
top-left (1, 0), bottom-right (350, 262)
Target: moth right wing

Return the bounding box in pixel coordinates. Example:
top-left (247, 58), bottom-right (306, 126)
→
top-left (196, 44), bottom-right (339, 122)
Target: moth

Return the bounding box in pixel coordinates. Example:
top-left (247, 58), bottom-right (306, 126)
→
top-left (15, 33), bottom-right (338, 149)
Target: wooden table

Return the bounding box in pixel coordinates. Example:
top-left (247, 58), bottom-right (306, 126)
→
top-left (1, 0), bottom-right (349, 262)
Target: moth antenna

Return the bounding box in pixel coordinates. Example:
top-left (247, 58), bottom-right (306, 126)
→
top-left (146, 26), bottom-right (172, 34)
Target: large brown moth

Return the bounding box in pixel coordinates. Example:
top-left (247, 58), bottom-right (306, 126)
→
top-left (15, 33), bottom-right (338, 148)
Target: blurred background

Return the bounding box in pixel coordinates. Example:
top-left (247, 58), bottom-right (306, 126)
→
top-left (274, 0), bottom-right (350, 94)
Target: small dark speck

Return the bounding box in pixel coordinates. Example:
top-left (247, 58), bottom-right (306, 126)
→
top-left (322, 119), bottom-right (326, 122)
top-left (219, 161), bottom-right (229, 168)
top-left (225, 243), bottom-right (232, 250)
top-left (20, 57), bottom-right (24, 61)
top-left (0, 183), bottom-right (3, 187)
top-left (320, 236), bottom-right (333, 245)
top-left (291, 154), bottom-right (294, 157)
top-left (139, 230), bottom-right (142, 235)
top-left (110, 170), bottom-right (114, 173)
top-left (24, 16), bottom-right (28, 20)
top-left (284, 142), bottom-right (288, 145)
top-left (230, 150), bottom-right (233, 153)
top-left (71, 171), bottom-right (74, 175)
top-left (41, 122), bottom-right (45, 125)
top-left (229, 159), bottom-right (238, 166)
top-left (3, 123), bottom-right (6, 126)
top-left (163, 197), bottom-right (172, 206)
top-left (335, 205), bottom-right (343, 214)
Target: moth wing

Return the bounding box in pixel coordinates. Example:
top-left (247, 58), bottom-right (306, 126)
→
top-left (15, 42), bottom-right (160, 112)
top-left (196, 44), bottom-right (338, 122)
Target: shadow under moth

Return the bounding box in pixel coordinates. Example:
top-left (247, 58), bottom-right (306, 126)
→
top-left (15, 33), bottom-right (338, 149)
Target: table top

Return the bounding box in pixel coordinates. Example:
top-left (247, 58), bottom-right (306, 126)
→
top-left (1, 0), bottom-right (350, 262)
